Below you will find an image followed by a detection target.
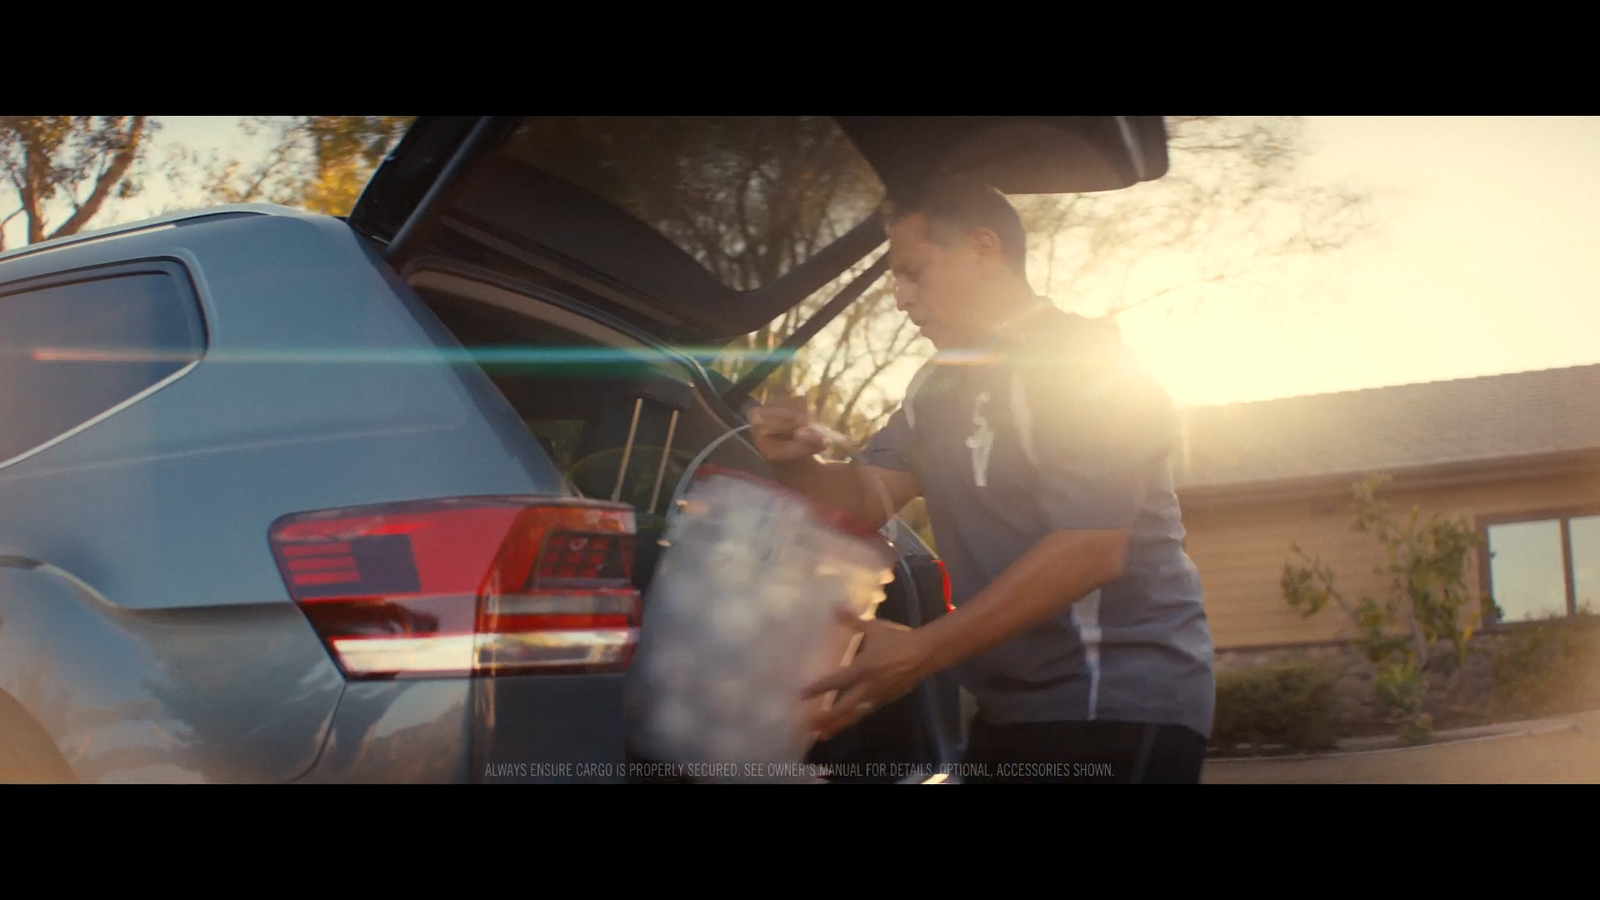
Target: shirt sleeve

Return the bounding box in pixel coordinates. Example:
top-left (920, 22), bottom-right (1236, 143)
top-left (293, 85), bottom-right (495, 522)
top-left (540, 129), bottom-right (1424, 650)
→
top-left (1016, 340), bottom-right (1178, 532)
top-left (857, 405), bottom-right (915, 472)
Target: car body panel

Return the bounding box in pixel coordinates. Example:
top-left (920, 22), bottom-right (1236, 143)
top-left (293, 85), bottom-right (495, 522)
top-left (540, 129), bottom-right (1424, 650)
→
top-left (1, 209), bottom-right (560, 613)
top-left (0, 563), bottom-right (344, 783)
top-left (290, 680), bottom-right (473, 784)
top-left (0, 207), bottom-right (569, 781)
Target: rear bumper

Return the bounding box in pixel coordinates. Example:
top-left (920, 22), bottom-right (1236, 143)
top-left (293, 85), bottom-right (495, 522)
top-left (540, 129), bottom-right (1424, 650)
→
top-left (289, 671), bottom-right (958, 784)
top-left (291, 673), bottom-right (629, 783)
top-left (470, 673), bottom-right (629, 783)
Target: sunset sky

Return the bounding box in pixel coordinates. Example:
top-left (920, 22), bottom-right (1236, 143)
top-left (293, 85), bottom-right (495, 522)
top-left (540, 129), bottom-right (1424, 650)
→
top-left (19, 116), bottom-right (1600, 412)
top-left (1118, 116), bottom-right (1600, 409)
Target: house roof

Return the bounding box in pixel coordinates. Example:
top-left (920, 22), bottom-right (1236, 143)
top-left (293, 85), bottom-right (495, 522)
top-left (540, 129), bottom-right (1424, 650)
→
top-left (1171, 362), bottom-right (1600, 491)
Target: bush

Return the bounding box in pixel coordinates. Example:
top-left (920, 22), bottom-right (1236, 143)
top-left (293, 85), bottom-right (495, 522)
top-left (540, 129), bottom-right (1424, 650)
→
top-left (1488, 612), bottom-right (1600, 717)
top-left (1213, 660), bottom-right (1339, 754)
top-left (1282, 473), bottom-right (1479, 742)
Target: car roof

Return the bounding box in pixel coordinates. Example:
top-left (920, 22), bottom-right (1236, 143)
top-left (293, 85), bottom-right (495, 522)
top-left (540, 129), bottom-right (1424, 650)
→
top-left (0, 205), bottom-right (309, 267)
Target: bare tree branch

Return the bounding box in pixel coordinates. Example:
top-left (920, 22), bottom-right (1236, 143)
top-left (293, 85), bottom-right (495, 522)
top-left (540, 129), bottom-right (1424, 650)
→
top-left (1103, 272), bottom-right (1232, 318)
top-left (47, 117), bottom-right (147, 239)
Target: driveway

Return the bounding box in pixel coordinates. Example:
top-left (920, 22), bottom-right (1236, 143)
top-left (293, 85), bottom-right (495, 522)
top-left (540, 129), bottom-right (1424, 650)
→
top-left (1202, 710), bottom-right (1600, 784)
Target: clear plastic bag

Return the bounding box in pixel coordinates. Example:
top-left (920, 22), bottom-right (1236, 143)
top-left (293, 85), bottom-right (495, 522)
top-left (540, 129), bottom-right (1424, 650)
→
top-left (622, 427), bottom-right (897, 782)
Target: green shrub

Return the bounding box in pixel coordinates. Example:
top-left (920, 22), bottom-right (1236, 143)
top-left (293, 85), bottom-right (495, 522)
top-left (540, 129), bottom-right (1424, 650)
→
top-left (1488, 612), bottom-right (1600, 717)
top-left (1282, 473), bottom-right (1480, 742)
top-left (1213, 660), bottom-right (1339, 754)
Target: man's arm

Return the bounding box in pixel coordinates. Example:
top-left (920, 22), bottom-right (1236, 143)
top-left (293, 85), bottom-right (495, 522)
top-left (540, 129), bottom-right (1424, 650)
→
top-left (916, 527), bottom-right (1128, 673)
top-left (806, 517), bottom-right (1139, 741)
top-left (753, 399), bottom-right (921, 530)
top-left (803, 333), bottom-right (1178, 736)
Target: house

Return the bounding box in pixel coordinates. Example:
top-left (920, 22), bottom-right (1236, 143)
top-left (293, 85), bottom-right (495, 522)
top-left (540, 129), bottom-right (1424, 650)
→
top-left (1171, 362), bottom-right (1600, 654)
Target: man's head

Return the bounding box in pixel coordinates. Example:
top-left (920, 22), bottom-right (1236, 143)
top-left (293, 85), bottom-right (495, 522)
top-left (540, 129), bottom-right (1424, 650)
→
top-left (881, 175), bottom-right (1032, 349)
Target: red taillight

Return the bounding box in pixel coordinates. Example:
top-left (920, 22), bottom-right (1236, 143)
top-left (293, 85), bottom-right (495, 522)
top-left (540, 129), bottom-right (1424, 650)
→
top-left (535, 532), bottom-right (628, 583)
top-left (269, 497), bottom-right (639, 680)
top-left (936, 560), bottom-right (953, 613)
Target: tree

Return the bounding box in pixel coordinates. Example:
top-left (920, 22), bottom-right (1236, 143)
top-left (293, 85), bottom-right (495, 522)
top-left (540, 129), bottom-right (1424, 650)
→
top-left (1281, 473), bottom-right (1485, 743)
top-left (0, 117), bottom-right (156, 251)
top-left (162, 116), bottom-right (413, 216)
top-left (1014, 116), bottom-right (1377, 319)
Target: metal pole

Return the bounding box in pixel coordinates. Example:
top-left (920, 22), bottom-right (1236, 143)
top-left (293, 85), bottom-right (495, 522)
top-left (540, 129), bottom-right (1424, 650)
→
top-left (612, 398), bottom-right (643, 502)
top-left (647, 409), bottom-right (680, 515)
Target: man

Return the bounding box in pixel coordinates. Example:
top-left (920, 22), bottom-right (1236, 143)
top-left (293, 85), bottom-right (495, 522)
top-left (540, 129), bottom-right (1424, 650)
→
top-left (749, 175), bottom-right (1215, 784)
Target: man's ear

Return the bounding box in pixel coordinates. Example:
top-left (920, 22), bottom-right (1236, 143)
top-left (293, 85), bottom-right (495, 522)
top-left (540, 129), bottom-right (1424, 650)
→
top-left (967, 226), bottom-right (1005, 270)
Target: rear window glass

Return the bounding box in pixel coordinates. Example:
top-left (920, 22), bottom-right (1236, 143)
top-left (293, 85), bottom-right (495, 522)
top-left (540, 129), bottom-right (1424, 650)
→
top-left (498, 117), bottom-right (885, 292)
top-left (0, 269), bottom-right (205, 465)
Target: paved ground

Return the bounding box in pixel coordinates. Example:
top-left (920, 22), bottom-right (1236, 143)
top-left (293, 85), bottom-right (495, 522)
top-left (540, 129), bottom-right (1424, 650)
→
top-left (1202, 710), bottom-right (1600, 783)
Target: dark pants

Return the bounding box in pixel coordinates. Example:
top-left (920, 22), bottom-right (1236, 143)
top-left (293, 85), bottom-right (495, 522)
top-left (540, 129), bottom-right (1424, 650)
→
top-left (961, 717), bottom-right (1207, 784)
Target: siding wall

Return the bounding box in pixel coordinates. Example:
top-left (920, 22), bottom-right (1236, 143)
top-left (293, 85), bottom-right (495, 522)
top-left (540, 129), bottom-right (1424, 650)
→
top-left (1179, 466), bottom-right (1600, 649)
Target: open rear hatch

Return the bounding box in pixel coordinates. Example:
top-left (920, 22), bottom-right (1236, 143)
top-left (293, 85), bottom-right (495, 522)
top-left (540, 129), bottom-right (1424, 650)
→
top-left (347, 116), bottom-right (1170, 781)
top-left (348, 116), bottom-right (1169, 354)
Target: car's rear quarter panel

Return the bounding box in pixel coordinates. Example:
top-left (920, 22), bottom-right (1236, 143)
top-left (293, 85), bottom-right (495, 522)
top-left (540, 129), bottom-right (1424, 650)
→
top-left (0, 211), bottom-right (574, 782)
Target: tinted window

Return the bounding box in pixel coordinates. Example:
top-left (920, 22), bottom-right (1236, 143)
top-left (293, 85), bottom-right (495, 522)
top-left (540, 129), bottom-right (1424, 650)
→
top-left (499, 117), bottom-right (884, 292)
top-left (0, 269), bottom-right (205, 464)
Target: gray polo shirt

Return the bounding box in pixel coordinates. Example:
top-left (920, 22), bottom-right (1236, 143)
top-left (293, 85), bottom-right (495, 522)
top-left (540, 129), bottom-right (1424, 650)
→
top-left (860, 301), bottom-right (1215, 738)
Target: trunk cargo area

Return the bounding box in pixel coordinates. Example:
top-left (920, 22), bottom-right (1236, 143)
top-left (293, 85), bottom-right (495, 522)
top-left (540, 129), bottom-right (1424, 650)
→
top-left (412, 274), bottom-right (959, 780)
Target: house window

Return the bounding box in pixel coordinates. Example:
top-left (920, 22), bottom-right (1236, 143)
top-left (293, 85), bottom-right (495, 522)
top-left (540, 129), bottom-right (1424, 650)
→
top-left (1485, 514), bottom-right (1600, 622)
top-left (1571, 515), bottom-right (1600, 614)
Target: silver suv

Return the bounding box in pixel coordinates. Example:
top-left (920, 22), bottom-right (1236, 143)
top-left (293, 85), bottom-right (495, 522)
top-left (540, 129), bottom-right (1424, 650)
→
top-left (0, 116), bottom-right (1168, 783)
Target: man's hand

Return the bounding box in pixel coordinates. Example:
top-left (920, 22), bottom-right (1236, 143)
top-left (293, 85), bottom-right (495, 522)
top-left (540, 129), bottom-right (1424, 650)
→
top-left (749, 395), bottom-right (827, 464)
top-left (802, 608), bottom-right (935, 740)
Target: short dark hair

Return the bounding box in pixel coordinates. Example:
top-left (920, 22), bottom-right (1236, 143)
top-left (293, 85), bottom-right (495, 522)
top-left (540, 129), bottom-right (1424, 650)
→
top-left (881, 175), bottom-right (1028, 278)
